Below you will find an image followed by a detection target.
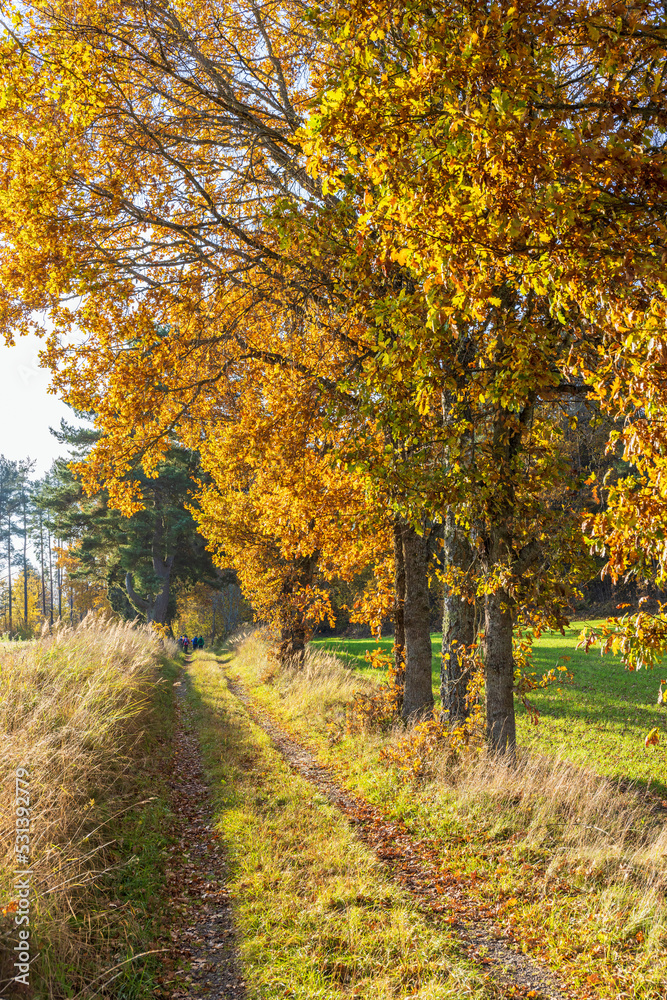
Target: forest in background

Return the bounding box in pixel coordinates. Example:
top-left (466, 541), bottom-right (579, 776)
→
top-left (0, 423), bottom-right (249, 639)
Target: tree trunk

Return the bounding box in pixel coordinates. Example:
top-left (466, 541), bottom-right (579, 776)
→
top-left (39, 512), bottom-right (46, 618)
top-left (392, 518), bottom-right (406, 711)
top-left (22, 499), bottom-right (28, 628)
top-left (484, 586), bottom-right (516, 754)
top-left (279, 617), bottom-right (307, 663)
top-left (441, 511), bottom-right (476, 724)
top-left (150, 552), bottom-right (174, 624)
top-left (48, 528), bottom-right (54, 625)
top-left (401, 523), bottom-right (434, 722)
top-left (277, 552), bottom-right (317, 666)
top-left (57, 555), bottom-right (62, 620)
top-left (125, 512), bottom-right (174, 624)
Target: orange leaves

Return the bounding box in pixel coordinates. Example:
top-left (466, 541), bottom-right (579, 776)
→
top-left (580, 608), bottom-right (667, 673)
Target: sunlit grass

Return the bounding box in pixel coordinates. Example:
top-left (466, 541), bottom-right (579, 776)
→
top-left (186, 648), bottom-right (491, 1000)
top-left (312, 624), bottom-right (667, 795)
top-left (0, 616), bottom-right (178, 999)
top-left (235, 631), bottom-right (667, 998)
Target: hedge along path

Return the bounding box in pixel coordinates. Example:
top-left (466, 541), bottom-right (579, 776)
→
top-left (215, 656), bottom-right (573, 1000)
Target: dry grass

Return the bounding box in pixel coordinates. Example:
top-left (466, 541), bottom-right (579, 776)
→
top-left (431, 749), bottom-right (667, 945)
top-left (0, 615), bottom-right (177, 998)
top-left (229, 633), bottom-right (667, 995)
top-left (228, 627), bottom-right (376, 725)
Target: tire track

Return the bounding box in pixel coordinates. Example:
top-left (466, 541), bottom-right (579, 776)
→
top-left (156, 668), bottom-right (246, 999)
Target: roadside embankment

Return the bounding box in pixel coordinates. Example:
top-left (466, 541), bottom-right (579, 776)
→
top-left (0, 617), bottom-right (179, 999)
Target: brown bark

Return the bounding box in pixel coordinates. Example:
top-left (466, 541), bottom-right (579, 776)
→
top-left (125, 513), bottom-right (175, 624)
top-left (484, 586), bottom-right (516, 754)
top-left (39, 512), bottom-right (46, 618)
top-left (401, 523), bottom-right (434, 722)
top-left (441, 511), bottom-right (476, 725)
top-left (481, 401), bottom-right (537, 755)
top-left (392, 518), bottom-right (406, 710)
top-left (277, 552), bottom-right (317, 666)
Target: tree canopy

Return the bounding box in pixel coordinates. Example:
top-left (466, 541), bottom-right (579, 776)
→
top-left (1, 0), bottom-right (667, 750)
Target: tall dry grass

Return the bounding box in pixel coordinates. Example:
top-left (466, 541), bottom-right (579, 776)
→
top-left (228, 627), bottom-right (376, 722)
top-left (0, 615), bottom-right (176, 998)
top-left (434, 749), bottom-right (667, 949)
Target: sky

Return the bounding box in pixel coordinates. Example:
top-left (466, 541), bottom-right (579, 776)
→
top-left (0, 333), bottom-right (74, 476)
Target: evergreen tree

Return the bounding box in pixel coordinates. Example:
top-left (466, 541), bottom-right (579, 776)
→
top-left (39, 419), bottom-right (224, 626)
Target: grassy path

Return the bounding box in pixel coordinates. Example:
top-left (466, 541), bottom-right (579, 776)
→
top-left (220, 662), bottom-right (570, 1000)
top-left (182, 648), bottom-right (500, 1000)
top-left (154, 667), bottom-right (246, 999)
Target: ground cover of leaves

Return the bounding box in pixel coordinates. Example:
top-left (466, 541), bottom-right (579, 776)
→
top-left (229, 638), bottom-right (667, 1000)
top-left (154, 671), bottom-right (245, 999)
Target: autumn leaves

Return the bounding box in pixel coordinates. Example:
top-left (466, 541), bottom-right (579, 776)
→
top-left (0, 1), bottom-right (666, 749)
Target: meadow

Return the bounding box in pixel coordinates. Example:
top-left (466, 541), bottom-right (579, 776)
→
top-left (312, 623), bottom-right (667, 797)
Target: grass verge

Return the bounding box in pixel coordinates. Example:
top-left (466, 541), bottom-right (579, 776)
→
top-left (312, 626), bottom-right (667, 796)
top-left (0, 616), bottom-right (179, 999)
top-left (233, 632), bottom-right (667, 1000)
top-left (185, 647), bottom-right (494, 1000)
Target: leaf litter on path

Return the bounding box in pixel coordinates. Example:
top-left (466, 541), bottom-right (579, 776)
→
top-left (155, 666), bottom-right (245, 999)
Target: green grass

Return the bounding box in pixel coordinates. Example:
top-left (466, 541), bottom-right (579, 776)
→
top-left (516, 622), bottom-right (667, 798)
top-left (235, 632), bottom-right (667, 999)
top-left (312, 624), bottom-right (667, 797)
top-left (184, 650), bottom-right (492, 1000)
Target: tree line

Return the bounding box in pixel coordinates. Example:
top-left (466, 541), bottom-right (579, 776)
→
top-left (0, 422), bottom-right (244, 638)
top-left (0, 0), bottom-right (665, 752)
top-left (0, 455), bottom-right (70, 636)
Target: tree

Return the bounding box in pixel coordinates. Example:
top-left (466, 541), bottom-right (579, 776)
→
top-left (39, 421), bottom-right (221, 626)
top-left (295, 0), bottom-right (636, 748)
top-left (0, 0), bottom-right (634, 744)
top-left (302, 0), bottom-right (667, 694)
top-left (193, 362), bottom-right (390, 662)
top-left (0, 0), bottom-right (459, 716)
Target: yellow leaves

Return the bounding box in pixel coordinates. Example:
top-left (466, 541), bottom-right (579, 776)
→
top-left (644, 728), bottom-right (660, 748)
top-left (392, 247), bottom-right (410, 266)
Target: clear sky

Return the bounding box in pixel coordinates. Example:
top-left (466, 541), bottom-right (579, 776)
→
top-left (0, 333), bottom-right (74, 476)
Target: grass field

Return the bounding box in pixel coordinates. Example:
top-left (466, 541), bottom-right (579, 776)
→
top-left (312, 624), bottom-right (667, 797)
